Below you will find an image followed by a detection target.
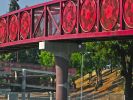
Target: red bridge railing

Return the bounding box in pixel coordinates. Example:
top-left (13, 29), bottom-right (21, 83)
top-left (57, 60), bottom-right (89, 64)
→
top-left (0, 0), bottom-right (132, 48)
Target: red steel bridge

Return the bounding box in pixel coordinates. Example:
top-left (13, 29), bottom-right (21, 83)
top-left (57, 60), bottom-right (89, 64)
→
top-left (0, 0), bottom-right (133, 51)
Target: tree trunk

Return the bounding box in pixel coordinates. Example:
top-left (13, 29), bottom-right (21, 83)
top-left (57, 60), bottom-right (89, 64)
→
top-left (95, 67), bottom-right (99, 90)
top-left (122, 55), bottom-right (133, 100)
top-left (124, 58), bottom-right (133, 100)
top-left (110, 65), bottom-right (113, 73)
top-left (125, 76), bottom-right (132, 100)
top-left (89, 72), bottom-right (92, 82)
top-left (99, 69), bottom-right (103, 86)
top-left (95, 68), bottom-right (103, 90)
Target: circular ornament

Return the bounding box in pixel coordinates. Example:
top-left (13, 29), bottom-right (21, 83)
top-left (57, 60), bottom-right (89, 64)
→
top-left (100, 0), bottom-right (119, 30)
top-left (124, 0), bottom-right (133, 28)
top-left (20, 11), bottom-right (30, 39)
top-left (0, 18), bottom-right (7, 43)
top-left (9, 15), bottom-right (18, 41)
top-left (62, 1), bottom-right (77, 33)
top-left (80, 0), bottom-right (96, 32)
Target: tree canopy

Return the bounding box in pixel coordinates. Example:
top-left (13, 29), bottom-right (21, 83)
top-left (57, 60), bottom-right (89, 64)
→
top-left (39, 50), bottom-right (55, 68)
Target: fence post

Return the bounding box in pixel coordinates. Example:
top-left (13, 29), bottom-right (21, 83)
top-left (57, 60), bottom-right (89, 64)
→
top-left (68, 96), bottom-right (71, 100)
top-left (49, 91), bottom-right (54, 100)
top-left (27, 92), bottom-right (30, 100)
top-left (22, 69), bottom-right (26, 100)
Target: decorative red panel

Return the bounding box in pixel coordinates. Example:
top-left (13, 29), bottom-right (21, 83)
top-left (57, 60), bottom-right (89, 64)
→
top-left (80, 0), bottom-right (96, 32)
top-left (124, 0), bottom-right (133, 28)
top-left (100, 0), bottom-right (119, 30)
top-left (9, 15), bottom-right (18, 41)
top-left (0, 18), bottom-right (7, 43)
top-left (62, 1), bottom-right (77, 33)
top-left (20, 11), bottom-right (30, 39)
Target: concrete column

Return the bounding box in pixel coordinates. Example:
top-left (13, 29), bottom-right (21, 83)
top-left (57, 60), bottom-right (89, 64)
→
top-left (55, 56), bottom-right (68, 100)
top-left (39, 41), bottom-right (80, 100)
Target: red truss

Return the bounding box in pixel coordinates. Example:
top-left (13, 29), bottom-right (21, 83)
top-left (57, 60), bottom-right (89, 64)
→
top-left (20, 11), bottom-right (30, 39)
top-left (0, 18), bottom-right (6, 43)
top-left (100, 0), bottom-right (119, 30)
top-left (124, 0), bottom-right (133, 28)
top-left (80, 0), bottom-right (96, 32)
top-left (62, 1), bottom-right (77, 33)
top-left (9, 15), bottom-right (18, 41)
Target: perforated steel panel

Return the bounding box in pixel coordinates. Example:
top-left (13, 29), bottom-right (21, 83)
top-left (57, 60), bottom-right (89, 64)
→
top-left (0, 18), bottom-right (7, 43)
top-left (62, 1), bottom-right (77, 33)
top-left (100, 0), bottom-right (119, 30)
top-left (124, 0), bottom-right (133, 28)
top-left (80, 0), bottom-right (96, 32)
top-left (20, 11), bottom-right (30, 39)
top-left (9, 15), bottom-right (18, 41)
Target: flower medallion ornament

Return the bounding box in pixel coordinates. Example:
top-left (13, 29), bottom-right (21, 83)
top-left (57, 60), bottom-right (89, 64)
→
top-left (100, 0), bottom-right (119, 30)
top-left (20, 11), bottom-right (30, 39)
top-left (0, 18), bottom-right (7, 43)
top-left (9, 15), bottom-right (18, 41)
top-left (62, 1), bottom-right (77, 33)
top-left (80, 0), bottom-right (96, 32)
top-left (124, 0), bottom-right (133, 28)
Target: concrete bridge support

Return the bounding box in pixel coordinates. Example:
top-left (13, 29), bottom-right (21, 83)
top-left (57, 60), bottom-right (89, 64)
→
top-left (55, 56), bottom-right (68, 100)
top-left (40, 41), bottom-right (80, 100)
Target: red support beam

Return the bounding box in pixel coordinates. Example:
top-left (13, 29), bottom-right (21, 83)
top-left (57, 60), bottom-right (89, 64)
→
top-left (120, 0), bottom-right (123, 30)
top-left (30, 9), bottom-right (33, 38)
top-left (97, 0), bottom-right (100, 32)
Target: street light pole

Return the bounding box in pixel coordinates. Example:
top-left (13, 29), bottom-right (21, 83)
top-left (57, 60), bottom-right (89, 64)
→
top-left (81, 54), bottom-right (83, 100)
top-left (80, 52), bottom-right (90, 100)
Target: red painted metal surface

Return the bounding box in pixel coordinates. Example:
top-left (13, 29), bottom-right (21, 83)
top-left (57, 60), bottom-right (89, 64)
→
top-left (0, 18), bottom-right (7, 43)
top-left (62, 1), bottom-right (77, 33)
top-left (33, 7), bottom-right (44, 37)
top-left (9, 15), bottom-right (18, 41)
top-left (80, 0), bottom-right (96, 32)
top-left (20, 11), bottom-right (30, 39)
top-left (100, 0), bottom-right (119, 30)
top-left (0, 0), bottom-right (132, 49)
top-left (124, 0), bottom-right (133, 28)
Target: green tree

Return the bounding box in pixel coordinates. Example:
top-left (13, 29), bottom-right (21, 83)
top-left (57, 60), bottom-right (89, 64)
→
top-left (85, 42), bottom-right (110, 89)
top-left (70, 42), bottom-right (110, 87)
top-left (9, 0), bottom-right (20, 12)
top-left (70, 52), bottom-right (81, 68)
top-left (70, 52), bottom-right (82, 77)
top-left (39, 50), bottom-right (55, 85)
top-left (17, 48), bottom-right (39, 64)
top-left (110, 40), bottom-right (133, 100)
top-left (39, 50), bottom-right (55, 69)
top-left (0, 53), bottom-right (12, 62)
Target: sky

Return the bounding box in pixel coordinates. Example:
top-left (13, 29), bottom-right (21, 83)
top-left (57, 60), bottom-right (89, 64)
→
top-left (0, 0), bottom-right (50, 15)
